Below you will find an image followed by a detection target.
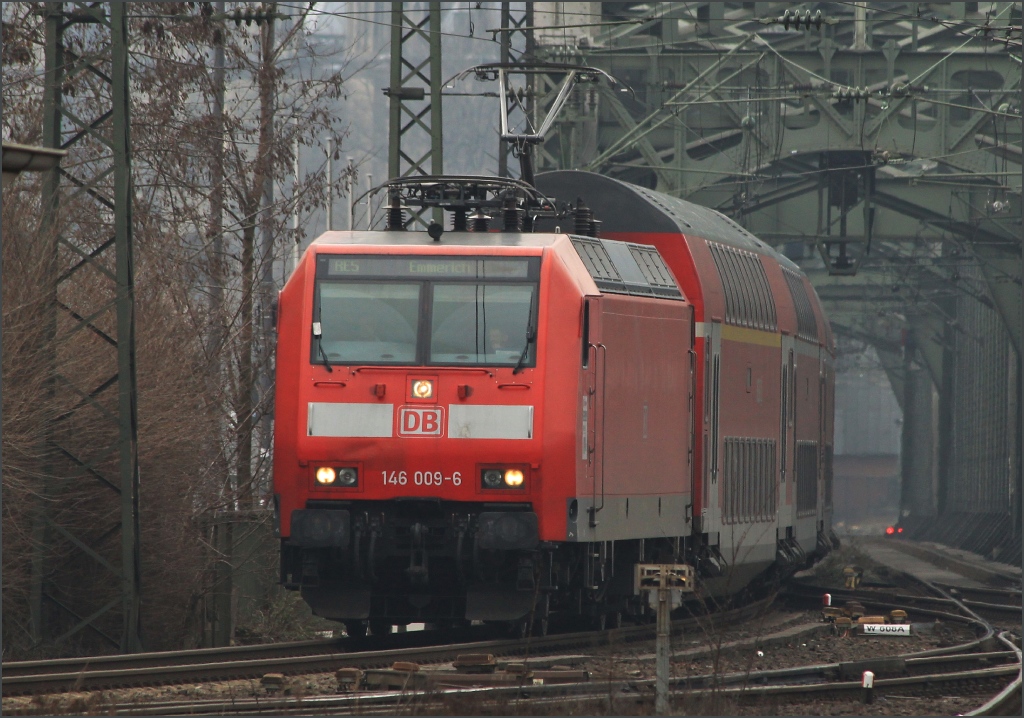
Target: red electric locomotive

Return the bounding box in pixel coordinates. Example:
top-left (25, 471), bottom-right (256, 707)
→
top-left (273, 173), bottom-right (835, 636)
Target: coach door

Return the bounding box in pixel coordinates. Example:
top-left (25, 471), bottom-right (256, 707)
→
top-left (779, 337), bottom-right (796, 525)
top-left (702, 322), bottom-right (722, 534)
top-left (819, 353), bottom-right (832, 518)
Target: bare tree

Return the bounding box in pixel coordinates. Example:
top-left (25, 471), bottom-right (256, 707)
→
top-left (2, 1), bottom-right (357, 655)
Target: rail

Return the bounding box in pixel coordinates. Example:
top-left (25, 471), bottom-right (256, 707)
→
top-left (2, 598), bottom-right (771, 696)
top-left (8, 564), bottom-right (1019, 715)
top-left (92, 646), bottom-right (1023, 716)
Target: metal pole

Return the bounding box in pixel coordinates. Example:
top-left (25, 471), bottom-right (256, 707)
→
top-left (428, 2), bottom-right (443, 225)
top-left (655, 585), bottom-right (671, 715)
top-left (326, 137), bottom-right (334, 232)
top-left (209, 0), bottom-right (226, 374)
top-left (207, 7), bottom-right (229, 646)
top-left (1018, 52), bottom-right (1023, 544)
top-left (366, 173), bottom-right (373, 229)
top-left (387, 3), bottom-right (403, 180)
top-left (498, 3), bottom-right (511, 178)
top-left (346, 157), bottom-right (354, 231)
top-left (111, 1), bottom-right (143, 653)
top-left (852, 2), bottom-right (868, 50)
top-left (900, 334), bottom-right (914, 519)
top-left (428, 2), bottom-right (442, 176)
top-left (257, 7), bottom-right (277, 502)
top-left (292, 129), bottom-right (300, 273)
top-left (33, 1), bottom-right (66, 647)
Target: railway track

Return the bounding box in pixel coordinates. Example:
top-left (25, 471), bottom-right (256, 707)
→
top-left (785, 582), bottom-right (1022, 626)
top-left (122, 601), bottom-right (1020, 716)
top-left (81, 643), bottom-right (1023, 716)
top-left (0, 625), bottom-right (488, 683)
top-left (868, 538), bottom-right (1022, 588)
top-left (8, 553), bottom-right (1020, 715)
top-left (775, 575), bottom-right (1021, 715)
top-left (939, 584), bottom-right (1023, 609)
top-left (2, 598), bottom-right (771, 696)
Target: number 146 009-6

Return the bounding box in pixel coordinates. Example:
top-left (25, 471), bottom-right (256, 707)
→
top-left (382, 470), bottom-right (462, 487)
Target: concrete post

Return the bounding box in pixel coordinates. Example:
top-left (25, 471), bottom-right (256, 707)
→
top-left (655, 586), bottom-right (671, 715)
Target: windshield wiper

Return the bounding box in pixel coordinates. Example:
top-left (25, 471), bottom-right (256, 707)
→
top-left (512, 291), bottom-right (536, 375)
top-left (313, 319), bottom-right (333, 373)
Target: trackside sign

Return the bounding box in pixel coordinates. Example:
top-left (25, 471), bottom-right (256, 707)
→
top-left (861, 623), bottom-right (911, 636)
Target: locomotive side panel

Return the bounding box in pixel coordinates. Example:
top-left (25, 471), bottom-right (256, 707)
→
top-left (273, 252), bottom-right (314, 539)
top-left (536, 242), bottom-right (600, 543)
top-left (600, 231), bottom-right (720, 533)
top-left (577, 294), bottom-right (692, 542)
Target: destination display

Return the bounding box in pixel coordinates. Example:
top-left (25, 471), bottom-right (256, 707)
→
top-left (321, 256), bottom-right (533, 280)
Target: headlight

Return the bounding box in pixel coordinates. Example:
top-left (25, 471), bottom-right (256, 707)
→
top-left (412, 379), bottom-right (433, 399)
top-left (482, 469), bottom-right (504, 489)
top-left (315, 467), bottom-right (337, 485)
top-left (315, 466), bottom-right (358, 487)
top-left (481, 467), bottom-right (526, 489)
top-left (337, 467), bottom-right (358, 486)
top-left (503, 469), bottom-right (524, 487)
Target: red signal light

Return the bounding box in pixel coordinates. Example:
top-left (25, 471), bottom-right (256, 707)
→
top-left (897, 527), bottom-right (904, 534)
top-left (885, 526), bottom-right (895, 535)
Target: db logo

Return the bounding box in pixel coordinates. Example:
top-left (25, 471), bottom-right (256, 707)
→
top-left (398, 406), bottom-right (444, 437)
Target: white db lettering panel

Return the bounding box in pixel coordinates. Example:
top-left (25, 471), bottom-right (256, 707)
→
top-left (448, 405), bottom-right (534, 439)
top-left (308, 402), bottom-right (394, 437)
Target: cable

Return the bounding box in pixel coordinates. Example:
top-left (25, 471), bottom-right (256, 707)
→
top-left (293, 3), bottom-right (654, 46)
top-left (674, 153), bottom-right (1017, 201)
top-left (832, 1), bottom-right (1022, 49)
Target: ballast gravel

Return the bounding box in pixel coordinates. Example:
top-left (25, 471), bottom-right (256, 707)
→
top-left (4, 541), bottom-right (1013, 716)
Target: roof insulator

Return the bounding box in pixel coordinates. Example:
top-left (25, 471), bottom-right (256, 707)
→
top-left (574, 197), bottom-right (594, 236)
top-left (471, 211), bottom-right (490, 232)
top-left (386, 194), bottom-right (405, 231)
top-left (503, 195), bottom-right (523, 232)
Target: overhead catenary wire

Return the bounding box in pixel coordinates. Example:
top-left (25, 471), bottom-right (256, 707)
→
top-left (832, 1), bottom-right (1022, 49)
top-left (277, 3), bottom-right (660, 47)
top-left (13, 4), bottom-right (1018, 215)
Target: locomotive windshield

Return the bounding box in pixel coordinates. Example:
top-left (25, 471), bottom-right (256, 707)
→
top-left (316, 283), bottom-right (421, 364)
top-left (312, 255), bottom-right (539, 368)
top-left (430, 284), bottom-right (535, 365)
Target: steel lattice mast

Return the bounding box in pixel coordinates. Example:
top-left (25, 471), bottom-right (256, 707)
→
top-left (36, 1), bottom-right (142, 653)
